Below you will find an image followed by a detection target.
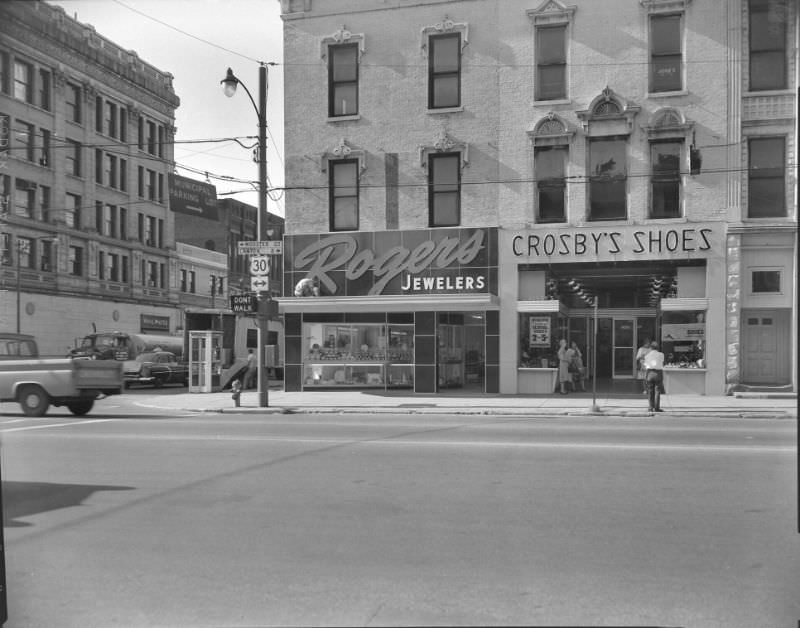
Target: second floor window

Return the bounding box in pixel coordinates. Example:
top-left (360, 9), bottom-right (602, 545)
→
top-left (650, 14), bottom-right (682, 92)
top-left (65, 193), bottom-right (81, 229)
top-left (589, 138), bottom-right (627, 221)
top-left (429, 153), bottom-right (460, 227)
top-left (14, 180), bottom-right (34, 218)
top-left (536, 25), bottom-right (566, 100)
top-left (15, 120), bottom-right (34, 162)
top-left (329, 159), bottom-right (359, 231)
top-left (328, 44), bottom-right (358, 117)
top-left (66, 82), bottom-right (81, 123)
top-left (748, 137), bottom-right (785, 218)
top-left (65, 139), bottom-right (81, 177)
top-left (69, 245), bottom-right (83, 276)
top-left (535, 145), bottom-right (567, 223)
top-left (429, 34), bottom-right (461, 109)
top-left (749, 0), bottom-right (787, 91)
top-left (650, 141), bottom-right (682, 218)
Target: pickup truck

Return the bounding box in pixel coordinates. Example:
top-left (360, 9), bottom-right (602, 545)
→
top-left (0, 333), bottom-right (123, 416)
top-left (123, 351), bottom-right (188, 388)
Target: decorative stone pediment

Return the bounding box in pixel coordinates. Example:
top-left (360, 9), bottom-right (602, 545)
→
top-left (639, 0), bottom-right (691, 15)
top-left (419, 130), bottom-right (469, 169)
top-left (320, 138), bottom-right (366, 173)
top-left (644, 107), bottom-right (693, 139)
top-left (576, 86), bottom-right (640, 133)
top-left (420, 17), bottom-right (469, 57)
top-left (320, 27), bottom-right (365, 61)
top-left (526, 0), bottom-right (577, 26)
top-left (527, 112), bottom-right (576, 146)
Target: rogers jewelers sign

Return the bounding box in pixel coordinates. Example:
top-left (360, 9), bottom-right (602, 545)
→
top-left (284, 228), bottom-right (497, 297)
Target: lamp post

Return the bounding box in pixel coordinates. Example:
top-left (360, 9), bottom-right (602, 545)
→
top-left (221, 65), bottom-right (270, 407)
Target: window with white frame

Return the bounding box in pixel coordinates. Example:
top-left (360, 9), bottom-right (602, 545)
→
top-left (65, 192), bottom-right (81, 228)
top-left (13, 60), bottom-right (32, 103)
top-left (589, 137), bottom-right (627, 220)
top-left (747, 137), bottom-right (785, 218)
top-left (14, 180), bottom-right (35, 218)
top-left (650, 14), bottom-right (682, 92)
top-left (748, 0), bottom-right (787, 91)
top-left (428, 33), bottom-right (461, 109)
top-left (751, 269), bottom-right (781, 294)
top-left (15, 120), bottom-right (35, 162)
top-left (535, 146), bottom-right (567, 222)
top-left (65, 139), bottom-right (81, 176)
top-left (329, 159), bottom-right (359, 231)
top-left (650, 140), bottom-right (682, 218)
top-left (69, 245), bottom-right (83, 276)
top-left (428, 152), bottom-right (460, 227)
top-left (328, 44), bottom-right (358, 117)
top-left (38, 68), bottom-right (51, 110)
top-left (536, 26), bottom-right (566, 100)
top-left (66, 82), bottom-right (81, 123)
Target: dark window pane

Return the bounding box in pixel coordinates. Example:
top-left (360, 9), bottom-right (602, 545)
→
top-left (330, 160), bottom-right (359, 230)
top-left (432, 192), bottom-right (459, 226)
top-left (537, 66), bottom-right (566, 100)
top-left (750, 7), bottom-right (785, 50)
top-left (651, 180), bottom-right (680, 218)
top-left (331, 45), bottom-right (357, 81)
top-left (752, 270), bottom-right (781, 293)
top-left (652, 15), bottom-right (681, 54)
top-left (651, 56), bottom-right (681, 91)
top-left (748, 137), bottom-right (785, 217)
top-left (333, 198), bottom-right (358, 230)
top-left (432, 35), bottom-right (460, 73)
top-left (590, 139), bottom-right (626, 177)
top-left (590, 180), bottom-right (626, 220)
top-left (433, 153), bottom-right (459, 186)
top-left (538, 184), bottom-right (565, 222)
top-left (750, 52), bottom-right (786, 90)
top-left (332, 84), bottom-right (357, 116)
top-left (432, 76), bottom-right (459, 108)
top-left (537, 26), bottom-right (565, 63)
top-left (430, 154), bottom-right (460, 226)
top-left (748, 179), bottom-right (784, 216)
top-left (535, 146), bottom-right (566, 222)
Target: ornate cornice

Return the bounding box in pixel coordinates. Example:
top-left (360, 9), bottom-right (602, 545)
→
top-left (419, 130), bottom-right (469, 169)
top-left (320, 26), bottom-right (366, 61)
top-left (526, 0), bottom-right (577, 26)
top-left (420, 17), bottom-right (469, 57)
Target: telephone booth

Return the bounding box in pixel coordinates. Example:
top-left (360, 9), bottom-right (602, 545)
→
top-left (189, 330), bottom-right (223, 393)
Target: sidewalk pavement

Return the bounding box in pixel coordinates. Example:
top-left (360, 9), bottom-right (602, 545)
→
top-left (134, 387), bottom-right (798, 419)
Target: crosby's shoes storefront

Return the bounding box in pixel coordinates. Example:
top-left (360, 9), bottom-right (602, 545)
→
top-left (500, 222), bottom-right (729, 396)
top-left (279, 228), bottom-right (500, 393)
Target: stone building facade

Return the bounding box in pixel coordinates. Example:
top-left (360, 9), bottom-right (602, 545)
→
top-left (0, 0), bottom-right (180, 353)
top-left (277, 0), bottom-right (796, 395)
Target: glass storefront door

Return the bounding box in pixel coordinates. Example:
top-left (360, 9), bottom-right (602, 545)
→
top-left (613, 318), bottom-right (635, 378)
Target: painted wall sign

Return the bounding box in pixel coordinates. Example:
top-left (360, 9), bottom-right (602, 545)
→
top-left (140, 314), bottom-right (170, 332)
top-left (284, 228), bottom-right (497, 297)
top-left (510, 223), bottom-right (724, 263)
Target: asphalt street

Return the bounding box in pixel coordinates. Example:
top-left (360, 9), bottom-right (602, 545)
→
top-left (0, 399), bottom-right (797, 627)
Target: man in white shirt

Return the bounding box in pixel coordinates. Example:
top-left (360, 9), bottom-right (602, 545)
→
top-left (643, 341), bottom-right (665, 412)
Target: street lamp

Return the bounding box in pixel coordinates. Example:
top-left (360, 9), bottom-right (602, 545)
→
top-left (221, 65), bottom-right (270, 407)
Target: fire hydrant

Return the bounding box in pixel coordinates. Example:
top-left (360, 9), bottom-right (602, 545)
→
top-left (231, 380), bottom-right (242, 407)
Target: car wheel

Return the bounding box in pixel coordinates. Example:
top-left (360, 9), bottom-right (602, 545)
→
top-left (153, 375), bottom-right (165, 388)
top-left (67, 399), bottom-right (94, 416)
top-left (18, 385), bottom-right (50, 417)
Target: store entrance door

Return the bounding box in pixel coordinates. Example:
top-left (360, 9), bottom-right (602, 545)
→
top-left (613, 318), bottom-right (635, 379)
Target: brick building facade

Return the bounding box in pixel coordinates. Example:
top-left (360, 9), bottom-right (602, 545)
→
top-left (278, 0), bottom-right (796, 395)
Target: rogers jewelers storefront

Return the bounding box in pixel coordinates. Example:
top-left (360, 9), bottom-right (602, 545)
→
top-left (499, 222), bottom-right (728, 396)
top-left (279, 227), bottom-right (500, 393)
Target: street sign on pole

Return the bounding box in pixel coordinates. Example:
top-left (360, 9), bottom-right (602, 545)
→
top-left (237, 240), bottom-right (282, 256)
top-left (230, 293), bottom-right (257, 312)
top-left (250, 276), bottom-right (269, 292)
top-left (249, 255), bottom-right (270, 276)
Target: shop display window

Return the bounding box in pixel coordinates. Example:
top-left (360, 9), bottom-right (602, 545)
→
top-left (662, 311), bottom-right (705, 368)
top-left (518, 313), bottom-right (561, 368)
top-left (302, 322), bottom-right (414, 388)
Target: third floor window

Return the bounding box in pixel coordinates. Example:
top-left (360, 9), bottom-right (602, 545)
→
top-left (328, 44), bottom-right (358, 117)
top-left (748, 0), bottom-right (787, 91)
top-left (650, 14), bottom-right (682, 93)
top-left (536, 25), bottom-right (566, 100)
top-left (428, 33), bottom-right (461, 109)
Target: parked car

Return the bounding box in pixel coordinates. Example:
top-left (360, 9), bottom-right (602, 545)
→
top-left (0, 333), bottom-right (123, 416)
top-left (123, 351), bottom-right (188, 388)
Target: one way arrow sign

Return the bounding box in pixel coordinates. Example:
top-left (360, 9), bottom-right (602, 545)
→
top-left (251, 277), bottom-right (269, 292)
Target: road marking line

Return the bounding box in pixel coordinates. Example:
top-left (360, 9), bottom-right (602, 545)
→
top-left (0, 419), bottom-right (114, 433)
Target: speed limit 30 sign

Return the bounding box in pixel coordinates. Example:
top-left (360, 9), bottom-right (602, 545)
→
top-left (249, 255), bottom-right (270, 276)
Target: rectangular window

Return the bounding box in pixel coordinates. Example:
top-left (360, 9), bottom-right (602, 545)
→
top-left (157, 219), bottom-right (164, 248)
top-left (40, 238), bottom-right (54, 272)
top-left (39, 128), bottom-right (50, 167)
top-left (13, 60), bottom-right (32, 103)
top-left (147, 169), bottom-right (156, 200)
top-left (180, 268), bottom-right (187, 292)
top-left (38, 68), bottom-right (51, 110)
top-left (146, 216), bottom-right (156, 246)
top-left (189, 270), bottom-right (196, 293)
top-left (14, 180), bottom-right (34, 218)
top-left (39, 185), bottom-right (50, 222)
top-left (589, 138), bottom-right (627, 220)
top-left (748, 137), bottom-right (785, 217)
top-left (98, 251), bottom-right (105, 280)
top-left (65, 139), bottom-right (81, 176)
top-left (122, 255), bottom-right (129, 283)
top-left (535, 145), bottom-right (566, 222)
top-left (104, 204), bottom-right (117, 237)
top-left (0, 51), bottom-right (8, 94)
top-left (17, 237), bottom-right (34, 268)
top-left (536, 26), bottom-right (566, 100)
top-left (119, 159), bottom-right (127, 192)
top-left (66, 82), bottom-right (82, 123)
top-left (105, 154), bottom-right (117, 188)
top-left (15, 120), bottom-right (35, 161)
top-left (749, 0), bottom-right (787, 91)
top-left (105, 101), bottom-right (117, 138)
top-left (329, 159), bottom-right (359, 231)
top-left (157, 173), bottom-right (164, 203)
top-left (752, 270), bottom-right (781, 293)
top-left (119, 207), bottom-right (127, 240)
top-left (138, 116), bottom-right (144, 150)
top-left (429, 33), bottom-right (461, 109)
top-left (138, 213), bottom-right (144, 242)
top-left (158, 125), bottom-right (164, 158)
top-left (69, 245), bottom-right (83, 276)
top-left (328, 44), bottom-right (358, 117)
top-left (108, 253), bottom-right (119, 282)
top-left (66, 193), bottom-right (81, 228)
top-left (650, 14), bottom-right (682, 92)
top-left (428, 153), bottom-right (460, 227)
top-left (95, 149), bottom-right (103, 184)
top-left (650, 141), bottom-right (682, 218)
top-left (147, 261), bottom-right (159, 287)
top-left (95, 201), bottom-right (103, 233)
top-left (120, 107), bottom-right (127, 143)
top-left (0, 232), bottom-right (9, 266)
top-left (138, 166), bottom-right (144, 197)
top-left (147, 121), bottom-right (156, 154)
top-left (95, 96), bottom-right (103, 133)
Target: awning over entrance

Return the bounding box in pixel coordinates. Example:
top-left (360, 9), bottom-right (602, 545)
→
top-left (278, 293), bottom-right (500, 313)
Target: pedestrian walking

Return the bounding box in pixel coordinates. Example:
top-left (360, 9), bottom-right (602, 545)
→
top-left (569, 341), bottom-right (586, 392)
top-left (557, 339), bottom-right (572, 394)
top-left (643, 341), bottom-right (665, 412)
top-left (244, 348), bottom-right (257, 389)
top-left (635, 337), bottom-right (651, 394)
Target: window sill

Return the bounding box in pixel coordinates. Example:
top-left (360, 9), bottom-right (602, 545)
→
top-left (744, 89), bottom-right (793, 97)
top-left (427, 106), bottom-right (464, 115)
top-left (647, 90), bottom-right (689, 98)
top-left (327, 114), bottom-right (361, 123)
top-left (533, 98), bottom-right (570, 106)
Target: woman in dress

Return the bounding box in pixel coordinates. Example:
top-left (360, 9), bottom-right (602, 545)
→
top-left (557, 339), bottom-right (572, 394)
top-left (570, 340), bottom-right (586, 392)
